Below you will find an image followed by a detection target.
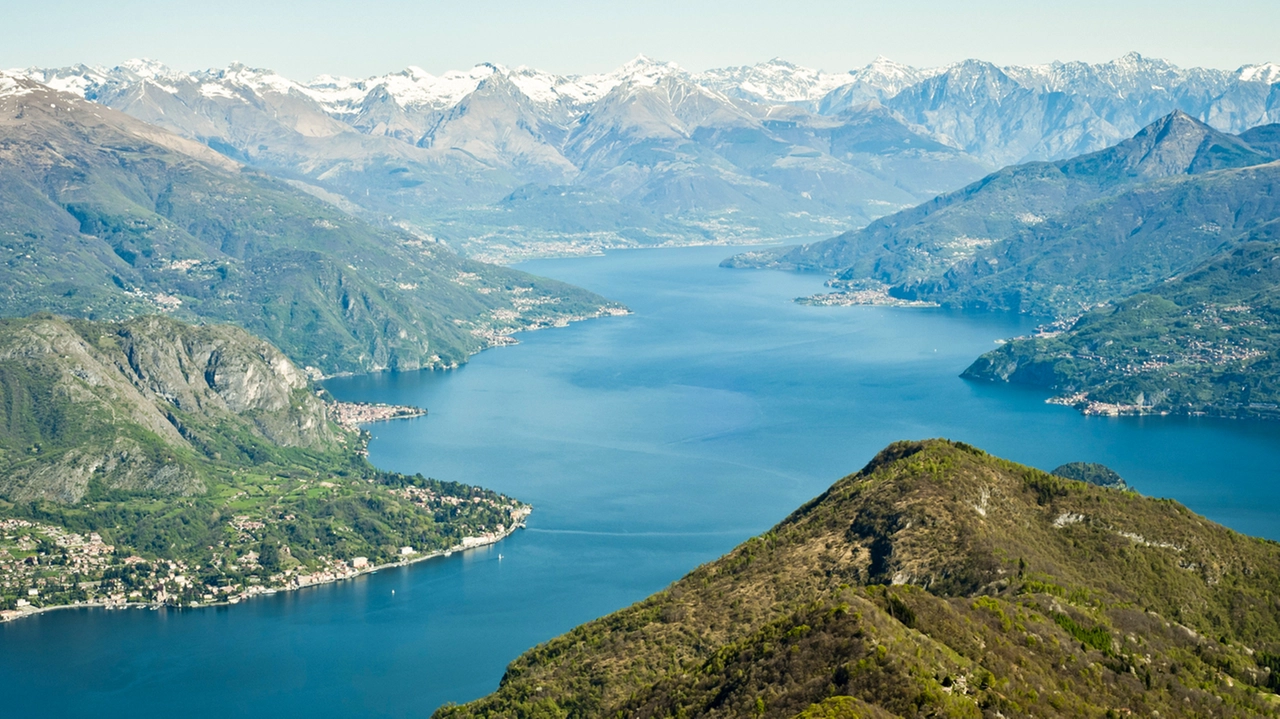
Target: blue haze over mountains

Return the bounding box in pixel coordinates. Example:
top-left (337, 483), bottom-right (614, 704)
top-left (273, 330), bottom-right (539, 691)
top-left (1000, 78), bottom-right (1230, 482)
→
top-left (14, 53), bottom-right (1280, 261)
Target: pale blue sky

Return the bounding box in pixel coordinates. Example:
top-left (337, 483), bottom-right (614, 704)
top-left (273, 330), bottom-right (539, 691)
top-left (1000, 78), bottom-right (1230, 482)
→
top-left (4, 0), bottom-right (1275, 78)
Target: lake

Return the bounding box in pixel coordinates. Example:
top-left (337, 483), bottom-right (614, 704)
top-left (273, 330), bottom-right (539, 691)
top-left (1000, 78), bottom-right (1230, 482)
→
top-left (2, 245), bottom-right (1278, 717)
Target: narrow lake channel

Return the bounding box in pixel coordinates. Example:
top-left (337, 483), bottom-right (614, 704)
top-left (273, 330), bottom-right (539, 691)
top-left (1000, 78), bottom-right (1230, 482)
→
top-left (3, 245), bottom-right (1278, 717)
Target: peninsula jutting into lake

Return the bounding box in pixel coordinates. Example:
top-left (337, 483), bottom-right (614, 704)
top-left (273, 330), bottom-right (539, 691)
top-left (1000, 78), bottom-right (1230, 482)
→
top-left (3, 5), bottom-right (1280, 716)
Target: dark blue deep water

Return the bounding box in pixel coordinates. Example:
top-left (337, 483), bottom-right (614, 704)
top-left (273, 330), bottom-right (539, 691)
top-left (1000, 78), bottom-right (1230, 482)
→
top-left (3, 246), bottom-right (1279, 716)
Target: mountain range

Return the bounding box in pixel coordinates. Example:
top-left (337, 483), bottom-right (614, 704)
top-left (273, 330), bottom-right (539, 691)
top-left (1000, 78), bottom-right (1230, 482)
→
top-left (441, 439), bottom-right (1280, 718)
top-left (729, 112), bottom-right (1280, 316)
top-left (0, 72), bottom-right (619, 376)
top-left (723, 107), bottom-right (1280, 420)
top-left (15, 53), bottom-right (1278, 260)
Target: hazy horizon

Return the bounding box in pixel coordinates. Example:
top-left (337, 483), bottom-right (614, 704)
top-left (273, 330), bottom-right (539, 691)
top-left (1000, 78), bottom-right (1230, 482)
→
top-left (3, 0), bottom-right (1276, 80)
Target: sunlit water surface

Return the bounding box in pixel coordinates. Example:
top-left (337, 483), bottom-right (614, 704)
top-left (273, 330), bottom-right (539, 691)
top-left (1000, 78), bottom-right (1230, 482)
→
top-left (3, 246), bottom-right (1278, 716)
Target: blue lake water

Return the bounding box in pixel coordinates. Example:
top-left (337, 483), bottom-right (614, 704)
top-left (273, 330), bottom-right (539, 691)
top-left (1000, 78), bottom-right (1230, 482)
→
top-left (3, 245), bottom-right (1279, 717)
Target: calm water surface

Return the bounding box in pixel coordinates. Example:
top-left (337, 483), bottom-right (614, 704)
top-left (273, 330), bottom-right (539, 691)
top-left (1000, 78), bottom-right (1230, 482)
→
top-left (3, 246), bottom-right (1279, 716)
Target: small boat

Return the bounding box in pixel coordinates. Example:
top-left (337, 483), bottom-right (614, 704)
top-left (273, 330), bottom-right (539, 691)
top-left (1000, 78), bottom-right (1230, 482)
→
top-left (498, 554), bottom-right (504, 561)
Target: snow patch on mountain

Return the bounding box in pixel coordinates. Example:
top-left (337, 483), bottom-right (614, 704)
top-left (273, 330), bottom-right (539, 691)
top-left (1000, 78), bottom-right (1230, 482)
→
top-left (118, 58), bottom-right (180, 81)
top-left (696, 58), bottom-right (849, 104)
top-left (0, 73), bottom-right (36, 99)
top-left (849, 56), bottom-right (941, 93)
top-left (1237, 62), bottom-right (1280, 84)
top-left (199, 82), bottom-right (238, 100)
top-left (375, 64), bottom-right (498, 108)
top-left (208, 63), bottom-right (299, 96)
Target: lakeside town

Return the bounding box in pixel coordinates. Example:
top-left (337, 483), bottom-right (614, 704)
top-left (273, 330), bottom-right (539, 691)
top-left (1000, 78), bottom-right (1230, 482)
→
top-left (795, 280), bottom-right (940, 308)
top-left (0, 503), bottom-right (532, 623)
top-left (328, 401), bottom-right (427, 430)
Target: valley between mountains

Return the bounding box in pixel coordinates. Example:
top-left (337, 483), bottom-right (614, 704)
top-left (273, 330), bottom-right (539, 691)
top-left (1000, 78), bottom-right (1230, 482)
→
top-left (0, 71), bottom-right (619, 620)
top-left (1, 46), bottom-right (1280, 719)
top-left (732, 111), bottom-right (1280, 420)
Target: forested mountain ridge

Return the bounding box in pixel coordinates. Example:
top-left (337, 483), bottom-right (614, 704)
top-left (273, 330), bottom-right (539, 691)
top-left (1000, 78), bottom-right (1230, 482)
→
top-left (0, 73), bottom-right (620, 376)
top-left (897, 157), bottom-right (1280, 315)
top-left (0, 313), bottom-right (529, 615)
top-left (440, 439), bottom-right (1280, 718)
top-left (964, 241), bottom-right (1280, 419)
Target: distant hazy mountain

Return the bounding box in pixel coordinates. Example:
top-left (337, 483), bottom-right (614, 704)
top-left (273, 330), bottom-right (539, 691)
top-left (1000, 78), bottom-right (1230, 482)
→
top-left (727, 112), bottom-right (1279, 316)
top-left (0, 73), bottom-right (618, 375)
top-left (694, 58), bottom-right (854, 109)
top-left (14, 53), bottom-right (1280, 260)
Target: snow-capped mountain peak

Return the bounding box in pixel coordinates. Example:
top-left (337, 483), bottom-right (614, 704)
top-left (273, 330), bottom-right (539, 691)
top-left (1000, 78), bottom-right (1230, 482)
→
top-left (695, 58), bottom-right (850, 105)
top-left (206, 62), bottom-right (300, 96)
top-left (609, 55), bottom-right (685, 86)
top-left (300, 74), bottom-right (367, 113)
top-left (117, 58), bottom-right (179, 81)
top-left (0, 72), bottom-right (39, 100)
top-left (846, 56), bottom-right (939, 94)
top-left (372, 63), bottom-right (501, 109)
top-left (9, 63), bottom-right (110, 98)
top-left (1237, 62), bottom-right (1280, 84)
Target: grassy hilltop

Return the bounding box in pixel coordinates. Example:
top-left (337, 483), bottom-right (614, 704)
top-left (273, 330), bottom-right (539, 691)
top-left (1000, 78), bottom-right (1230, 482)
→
top-left (441, 439), bottom-right (1280, 718)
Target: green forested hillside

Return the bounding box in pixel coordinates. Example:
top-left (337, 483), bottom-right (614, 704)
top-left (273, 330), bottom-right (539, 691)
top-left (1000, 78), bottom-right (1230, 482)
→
top-left (963, 241), bottom-right (1280, 418)
top-left (441, 440), bottom-right (1280, 718)
top-left (0, 75), bottom-right (620, 376)
top-left (0, 314), bottom-right (526, 614)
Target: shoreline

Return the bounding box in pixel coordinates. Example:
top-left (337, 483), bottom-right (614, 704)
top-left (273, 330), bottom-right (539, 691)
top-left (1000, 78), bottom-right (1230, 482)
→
top-left (0, 520), bottom-right (527, 625)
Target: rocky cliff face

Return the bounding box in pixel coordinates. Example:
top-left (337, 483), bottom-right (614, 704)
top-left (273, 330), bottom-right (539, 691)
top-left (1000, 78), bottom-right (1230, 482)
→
top-left (0, 314), bottom-right (338, 504)
top-left (108, 316), bottom-right (332, 448)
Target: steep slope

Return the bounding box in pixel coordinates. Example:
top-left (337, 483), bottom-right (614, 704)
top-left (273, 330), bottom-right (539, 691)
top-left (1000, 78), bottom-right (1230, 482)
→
top-left (0, 314), bottom-right (332, 504)
top-left (440, 439), bottom-right (1280, 718)
top-left (725, 114), bottom-right (1276, 294)
top-left (0, 73), bottom-right (619, 375)
top-left (0, 313), bottom-right (530, 615)
top-left (898, 159), bottom-right (1280, 315)
top-left (964, 241), bottom-right (1280, 418)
